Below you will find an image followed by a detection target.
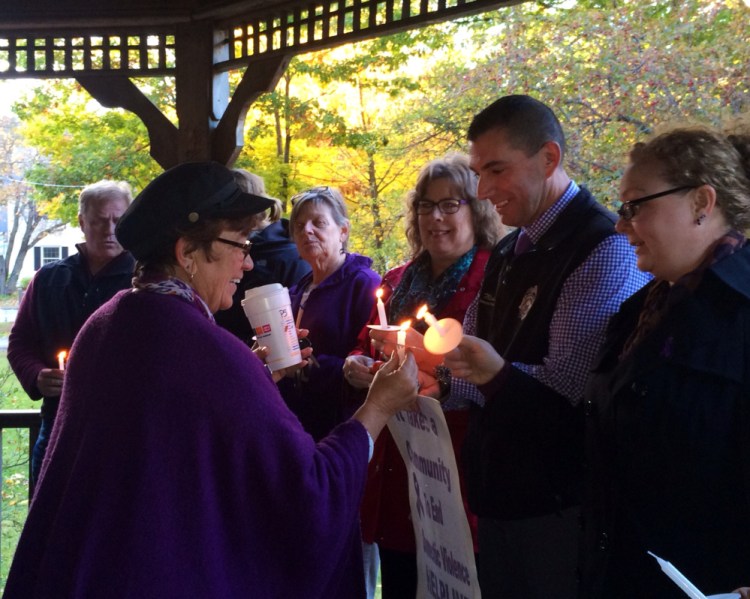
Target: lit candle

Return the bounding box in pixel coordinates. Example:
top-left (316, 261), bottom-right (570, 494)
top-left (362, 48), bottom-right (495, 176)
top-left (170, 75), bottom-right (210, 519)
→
top-left (416, 304), bottom-right (445, 336)
top-left (375, 288), bottom-right (388, 327)
top-left (57, 350), bottom-right (67, 371)
top-left (397, 320), bottom-right (411, 362)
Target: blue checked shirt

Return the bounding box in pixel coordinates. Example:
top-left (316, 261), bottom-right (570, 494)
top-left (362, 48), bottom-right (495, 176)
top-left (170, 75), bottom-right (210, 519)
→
top-left (464, 181), bottom-right (651, 405)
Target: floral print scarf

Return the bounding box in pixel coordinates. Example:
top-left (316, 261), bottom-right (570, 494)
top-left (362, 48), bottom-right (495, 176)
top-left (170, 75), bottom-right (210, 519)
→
top-left (133, 276), bottom-right (214, 322)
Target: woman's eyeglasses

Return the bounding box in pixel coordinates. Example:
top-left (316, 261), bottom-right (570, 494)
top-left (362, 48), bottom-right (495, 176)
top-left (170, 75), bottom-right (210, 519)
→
top-left (216, 237), bottom-right (252, 258)
top-left (617, 186), bottom-right (694, 221)
top-left (414, 199), bottom-right (469, 215)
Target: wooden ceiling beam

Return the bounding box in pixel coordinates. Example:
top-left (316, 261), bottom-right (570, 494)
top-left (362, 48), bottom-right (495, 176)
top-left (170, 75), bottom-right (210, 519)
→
top-left (213, 53), bottom-right (291, 166)
top-left (76, 74), bottom-right (179, 167)
top-left (0, 0), bottom-right (524, 168)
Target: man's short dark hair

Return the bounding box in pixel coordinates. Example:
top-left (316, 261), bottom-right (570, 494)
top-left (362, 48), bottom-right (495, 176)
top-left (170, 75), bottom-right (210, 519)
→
top-left (467, 95), bottom-right (566, 158)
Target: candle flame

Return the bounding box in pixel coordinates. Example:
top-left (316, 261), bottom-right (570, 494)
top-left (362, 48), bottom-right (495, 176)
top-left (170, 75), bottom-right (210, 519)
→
top-left (400, 319), bottom-right (411, 330)
top-left (376, 288), bottom-right (384, 299)
top-left (416, 304), bottom-right (428, 320)
top-left (57, 350), bottom-right (67, 361)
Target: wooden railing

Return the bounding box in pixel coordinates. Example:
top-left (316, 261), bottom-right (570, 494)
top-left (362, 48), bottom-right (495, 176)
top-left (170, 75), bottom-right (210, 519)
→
top-left (0, 409), bottom-right (40, 582)
top-left (0, 409), bottom-right (40, 491)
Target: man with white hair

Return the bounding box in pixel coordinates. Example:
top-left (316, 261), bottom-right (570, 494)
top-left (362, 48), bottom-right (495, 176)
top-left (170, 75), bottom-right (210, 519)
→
top-left (8, 180), bottom-right (135, 484)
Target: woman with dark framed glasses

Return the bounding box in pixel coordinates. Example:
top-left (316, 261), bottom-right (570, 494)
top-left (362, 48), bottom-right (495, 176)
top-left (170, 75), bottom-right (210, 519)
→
top-left (344, 153), bottom-right (506, 599)
top-left (581, 125), bottom-right (750, 598)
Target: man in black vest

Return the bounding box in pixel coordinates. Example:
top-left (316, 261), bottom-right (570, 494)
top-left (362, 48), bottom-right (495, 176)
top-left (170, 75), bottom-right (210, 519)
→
top-left (445, 95), bottom-right (650, 598)
top-left (8, 180), bottom-right (135, 486)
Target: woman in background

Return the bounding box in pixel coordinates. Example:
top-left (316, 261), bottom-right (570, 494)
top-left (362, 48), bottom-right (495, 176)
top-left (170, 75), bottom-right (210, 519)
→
top-left (278, 186), bottom-right (381, 441)
top-left (215, 168), bottom-right (310, 344)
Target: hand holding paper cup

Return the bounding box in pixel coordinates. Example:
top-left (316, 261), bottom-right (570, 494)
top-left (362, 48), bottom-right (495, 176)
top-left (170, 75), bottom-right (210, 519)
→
top-left (242, 283), bottom-right (301, 371)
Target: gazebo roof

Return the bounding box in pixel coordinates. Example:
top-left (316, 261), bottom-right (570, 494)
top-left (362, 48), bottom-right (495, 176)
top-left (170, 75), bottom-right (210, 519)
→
top-left (1, 0), bottom-right (292, 29)
top-left (0, 0), bottom-right (521, 166)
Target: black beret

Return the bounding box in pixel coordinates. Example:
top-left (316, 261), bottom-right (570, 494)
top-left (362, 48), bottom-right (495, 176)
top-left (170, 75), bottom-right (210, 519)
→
top-left (116, 161), bottom-right (275, 260)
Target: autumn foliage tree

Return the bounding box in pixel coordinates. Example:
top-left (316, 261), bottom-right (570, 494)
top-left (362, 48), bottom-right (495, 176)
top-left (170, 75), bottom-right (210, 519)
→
top-left (400, 0), bottom-right (750, 206)
top-left (3, 0), bottom-right (749, 272)
top-left (12, 81), bottom-right (160, 224)
top-left (0, 116), bottom-right (69, 294)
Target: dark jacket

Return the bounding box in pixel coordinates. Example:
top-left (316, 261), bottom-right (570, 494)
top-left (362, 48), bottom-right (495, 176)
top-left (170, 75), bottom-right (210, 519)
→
top-left (580, 244), bottom-right (750, 598)
top-left (8, 246), bottom-right (135, 417)
top-left (215, 219), bottom-right (311, 344)
top-left (465, 188), bottom-right (619, 519)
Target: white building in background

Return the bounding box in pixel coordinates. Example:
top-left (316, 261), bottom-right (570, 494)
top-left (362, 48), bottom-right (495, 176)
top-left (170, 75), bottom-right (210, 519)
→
top-left (0, 205), bottom-right (83, 287)
top-left (21, 226), bottom-right (84, 282)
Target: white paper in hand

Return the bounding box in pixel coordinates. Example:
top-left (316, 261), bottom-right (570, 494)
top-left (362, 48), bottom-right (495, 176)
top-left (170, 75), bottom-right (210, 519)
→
top-left (648, 551), bottom-right (707, 599)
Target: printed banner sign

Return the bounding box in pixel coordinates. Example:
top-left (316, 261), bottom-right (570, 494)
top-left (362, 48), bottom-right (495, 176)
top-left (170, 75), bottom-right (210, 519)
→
top-left (388, 396), bottom-right (481, 599)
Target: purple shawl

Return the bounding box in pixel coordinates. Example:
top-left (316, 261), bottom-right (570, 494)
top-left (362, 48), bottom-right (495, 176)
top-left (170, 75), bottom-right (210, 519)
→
top-left (5, 289), bottom-right (369, 598)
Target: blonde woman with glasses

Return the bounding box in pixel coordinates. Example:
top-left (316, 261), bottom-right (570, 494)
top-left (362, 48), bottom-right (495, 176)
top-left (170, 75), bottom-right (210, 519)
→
top-left (580, 124), bottom-right (750, 599)
top-left (345, 154), bottom-right (505, 599)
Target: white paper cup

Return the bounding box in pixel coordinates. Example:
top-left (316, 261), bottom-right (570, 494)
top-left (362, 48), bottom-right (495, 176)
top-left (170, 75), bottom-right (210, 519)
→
top-left (242, 283), bottom-right (301, 371)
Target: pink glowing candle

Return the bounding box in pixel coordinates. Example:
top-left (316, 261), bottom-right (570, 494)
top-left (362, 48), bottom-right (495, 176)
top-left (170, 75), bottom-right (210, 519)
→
top-left (416, 304), bottom-right (445, 336)
top-left (375, 288), bottom-right (388, 327)
top-left (57, 350), bottom-right (67, 371)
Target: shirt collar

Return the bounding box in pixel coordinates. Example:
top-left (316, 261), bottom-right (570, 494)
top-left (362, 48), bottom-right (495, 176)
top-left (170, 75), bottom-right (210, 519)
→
top-left (521, 181), bottom-right (579, 244)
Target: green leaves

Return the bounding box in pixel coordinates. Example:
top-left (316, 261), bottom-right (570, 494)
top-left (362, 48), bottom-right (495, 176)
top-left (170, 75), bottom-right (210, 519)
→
top-left (2, 0), bottom-right (747, 274)
top-left (14, 80), bottom-right (160, 223)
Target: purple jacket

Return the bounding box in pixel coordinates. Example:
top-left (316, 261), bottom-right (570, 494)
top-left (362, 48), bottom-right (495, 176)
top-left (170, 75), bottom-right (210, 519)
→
top-left (279, 253), bottom-right (380, 441)
top-left (5, 289), bottom-right (369, 598)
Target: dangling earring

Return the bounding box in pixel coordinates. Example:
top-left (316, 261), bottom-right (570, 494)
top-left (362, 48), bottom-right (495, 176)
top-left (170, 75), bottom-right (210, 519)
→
top-left (185, 263), bottom-right (196, 282)
top-left (695, 213), bottom-right (707, 226)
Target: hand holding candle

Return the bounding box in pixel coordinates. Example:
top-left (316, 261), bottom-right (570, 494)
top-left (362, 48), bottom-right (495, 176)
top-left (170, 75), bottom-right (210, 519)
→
top-left (57, 350), bottom-right (67, 371)
top-left (416, 304), bottom-right (463, 355)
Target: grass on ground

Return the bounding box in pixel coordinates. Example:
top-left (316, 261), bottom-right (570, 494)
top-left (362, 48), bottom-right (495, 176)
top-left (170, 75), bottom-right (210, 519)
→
top-left (0, 350), bottom-right (36, 590)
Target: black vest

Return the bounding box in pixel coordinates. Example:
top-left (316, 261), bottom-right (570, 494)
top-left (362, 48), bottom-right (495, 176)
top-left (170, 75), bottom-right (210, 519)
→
top-left (465, 187), bottom-right (618, 519)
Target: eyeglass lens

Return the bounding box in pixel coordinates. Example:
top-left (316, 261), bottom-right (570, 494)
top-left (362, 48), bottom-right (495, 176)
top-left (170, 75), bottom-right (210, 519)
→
top-left (617, 186), bottom-right (693, 221)
top-left (415, 199), bottom-right (467, 215)
top-left (216, 237), bottom-right (252, 257)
